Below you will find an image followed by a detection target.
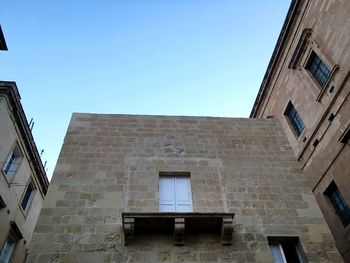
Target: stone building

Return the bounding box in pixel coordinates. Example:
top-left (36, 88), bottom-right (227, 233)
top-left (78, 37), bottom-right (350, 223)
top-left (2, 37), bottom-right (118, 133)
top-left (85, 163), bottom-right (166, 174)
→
top-left (27, 113), bottom-right (342, 262)
top-left (0, 82), bottom-right (49, 263)
top-left (0, 25), bottom-right (8, 51)
top-left (250, 0), bottom-right (350, 261)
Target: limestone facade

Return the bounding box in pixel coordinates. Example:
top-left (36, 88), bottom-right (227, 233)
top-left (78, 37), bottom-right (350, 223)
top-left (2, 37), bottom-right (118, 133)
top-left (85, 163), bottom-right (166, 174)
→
top-left (27, 113), bottom-right (342, 262)
top-left (250, 0), bottom-right (350, 261)
top-left (0, 82), bottom-right (49, 262)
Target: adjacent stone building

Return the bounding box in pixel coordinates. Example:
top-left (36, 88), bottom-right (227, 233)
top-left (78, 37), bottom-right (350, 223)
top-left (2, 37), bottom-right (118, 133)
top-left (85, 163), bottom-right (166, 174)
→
top-left (0, 82), bottom-right (49, 262)
top-left (27, 113), bottom-right (342, 262)
top-left (0, 25), bottom-right (8, 51)
top-left (250, 0), bottom-right (350, 261)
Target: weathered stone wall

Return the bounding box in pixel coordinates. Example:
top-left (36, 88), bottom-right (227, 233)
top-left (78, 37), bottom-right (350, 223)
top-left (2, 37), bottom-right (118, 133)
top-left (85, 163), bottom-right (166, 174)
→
top-left (0, 95), bottom-right (45, 263)
top-left (252, 0), bottom-right (350, 259)
top-left (27, 114), bottom-right (342, 262)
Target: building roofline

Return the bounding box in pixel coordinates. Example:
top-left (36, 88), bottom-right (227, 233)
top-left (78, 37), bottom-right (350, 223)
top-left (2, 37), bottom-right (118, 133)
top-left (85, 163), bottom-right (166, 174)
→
top-left (0, 25), bottom-right (8, 51)
top-left (0, 81), bottom-right (49, 194)
top-left (250, 0), bottom-right (302, 118)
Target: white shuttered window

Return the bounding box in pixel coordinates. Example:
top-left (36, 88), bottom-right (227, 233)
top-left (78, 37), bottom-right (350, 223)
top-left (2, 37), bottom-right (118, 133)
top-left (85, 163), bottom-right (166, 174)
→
top-left (159, 175), bottom-right (192, 212)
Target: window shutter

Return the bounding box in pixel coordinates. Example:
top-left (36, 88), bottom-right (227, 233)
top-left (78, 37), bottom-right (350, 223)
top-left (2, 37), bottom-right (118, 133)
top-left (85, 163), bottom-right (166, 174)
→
top-left (0, 239), bottom-right (15, 263)
top-left (269, 244), bottom-right (287, 263)
top-left (3, 150), bottom-right (21, 180)
top-left (159, 177), bottom-right (176, 212)
top-left (175, 177), bottom-right (193, 212)
top-left (11, 155), bottom-right (21, 172)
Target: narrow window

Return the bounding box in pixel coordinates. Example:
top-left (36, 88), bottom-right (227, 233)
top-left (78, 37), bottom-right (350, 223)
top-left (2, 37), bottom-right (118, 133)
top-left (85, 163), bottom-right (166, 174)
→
top-left (305, 51), bottom-right (330, 87)
top-left (2, 145), bottom-right (22, 182)
top-left (339, 124), bottom-right (350, 144)
top-left (268, 237), bottom-right (305, 263)
top-left (0, 232), bottom-right (17, 263)
top-left (285, 102), bottom-right (305, 137)
top-left (0, 195), bottom-right (5, 209)
top-left (159, 172), bottom-right (193, 212)
top-left (325, 181), bottom-right (350, 227)
top-left (21, 181), bottom-right (36, 212)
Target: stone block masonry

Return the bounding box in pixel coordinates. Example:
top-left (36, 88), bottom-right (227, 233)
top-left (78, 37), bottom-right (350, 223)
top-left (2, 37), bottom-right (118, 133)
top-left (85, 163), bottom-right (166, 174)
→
top-left (27, 114), bottom-right (342, 262)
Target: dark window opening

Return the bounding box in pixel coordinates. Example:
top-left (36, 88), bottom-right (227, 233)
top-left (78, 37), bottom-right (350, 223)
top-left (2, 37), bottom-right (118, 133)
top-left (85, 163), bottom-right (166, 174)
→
top-left (305, 51), bottom-right (330, 87)
top-left (285, 102), bottom-right (305, 137)
top-left (268, 236), bottom-right (305, 263)
top-left (339, 124), bottom-right (350, 144)
top-left (328, 113), bottom-right (335, 122)
top-left (325, 181), bottom-right (350, 227)
top-left (21, 181), bottom-right (36, 212)
top-left (0, 195), bottom-right (6, 209)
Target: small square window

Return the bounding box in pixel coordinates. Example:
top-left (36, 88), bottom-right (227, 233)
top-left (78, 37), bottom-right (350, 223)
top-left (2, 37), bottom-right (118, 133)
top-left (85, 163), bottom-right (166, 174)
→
top-left (159, 172), bottom-right (193, 212)
top-left (2, 145), bottom-right (22, 182)
top-left (268, 237), bottom-right (305, 263)
top-left (21, 180), bottom-right (36, 213)
top-left (324, 181), bottom-right (350, 227)
top-left (305, 51), bottom-right (331, 87)
top-left (284, 102), bottom-right (305, 137)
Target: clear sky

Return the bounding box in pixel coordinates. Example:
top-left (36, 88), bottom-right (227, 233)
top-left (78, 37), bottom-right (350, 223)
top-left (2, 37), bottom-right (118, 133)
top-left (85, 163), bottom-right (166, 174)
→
top-left (0, 1), bottom-right (291, 179)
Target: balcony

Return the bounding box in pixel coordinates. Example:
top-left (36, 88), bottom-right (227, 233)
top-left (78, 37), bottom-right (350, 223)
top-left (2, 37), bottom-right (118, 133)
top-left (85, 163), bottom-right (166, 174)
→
top-left (122, 212), bottom-right (235, 246)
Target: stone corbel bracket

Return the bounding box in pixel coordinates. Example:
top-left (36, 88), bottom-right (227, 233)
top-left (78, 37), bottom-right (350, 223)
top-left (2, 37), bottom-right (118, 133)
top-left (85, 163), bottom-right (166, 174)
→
top-left (174, 218), bottom-right (185, 246)
top-left (123, 218), bottom-right (135, 245)
top-left (122, 212), bottom-right (235, 246)
top-left (221, 217), bottom-right (234, 245)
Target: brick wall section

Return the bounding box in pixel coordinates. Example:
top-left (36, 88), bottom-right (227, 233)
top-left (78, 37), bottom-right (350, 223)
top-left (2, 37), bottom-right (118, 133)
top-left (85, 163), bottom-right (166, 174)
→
top-left (27, 114), bottom-right (342, 262)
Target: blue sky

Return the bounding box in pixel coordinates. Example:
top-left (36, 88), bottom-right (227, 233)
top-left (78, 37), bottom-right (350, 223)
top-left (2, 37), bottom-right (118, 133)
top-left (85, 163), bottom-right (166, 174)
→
top-left (0, 1), bottom-right (290, 179)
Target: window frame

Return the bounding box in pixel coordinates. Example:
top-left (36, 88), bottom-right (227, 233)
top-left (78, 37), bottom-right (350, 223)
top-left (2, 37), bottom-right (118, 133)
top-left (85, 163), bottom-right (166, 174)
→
top-left (268, 236), bottom-right (305, 263)
top-left (300, 40), bottom-right (339, 101)
top-left (159, 172), bottom-right (193, 213)
top-left (1, 144), bottom-right (22, 184)
top-left (305, 51), bottom-right (331, 87)
top-left (0, 231), bottom-right (17, 263)
top-left (324, 181), bottom-right (350, 227)
top-left (284, 102), bottom-right (305, 137)
top-left (20, 179), bottom-right (36, 215)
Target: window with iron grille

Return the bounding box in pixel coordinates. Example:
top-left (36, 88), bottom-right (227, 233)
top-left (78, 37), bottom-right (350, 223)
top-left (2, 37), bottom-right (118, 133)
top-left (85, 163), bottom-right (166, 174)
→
top-left (285, 102), bottom-right (305, 137)
top-left (325, 181), bottom-right (350, 227)
top-left (305, 51), bottom-right (330, 87)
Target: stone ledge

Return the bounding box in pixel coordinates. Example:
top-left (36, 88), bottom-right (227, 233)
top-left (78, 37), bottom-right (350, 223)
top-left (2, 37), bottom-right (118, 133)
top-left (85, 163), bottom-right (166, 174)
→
top-left (122, 212), bottom-right (235, 246)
